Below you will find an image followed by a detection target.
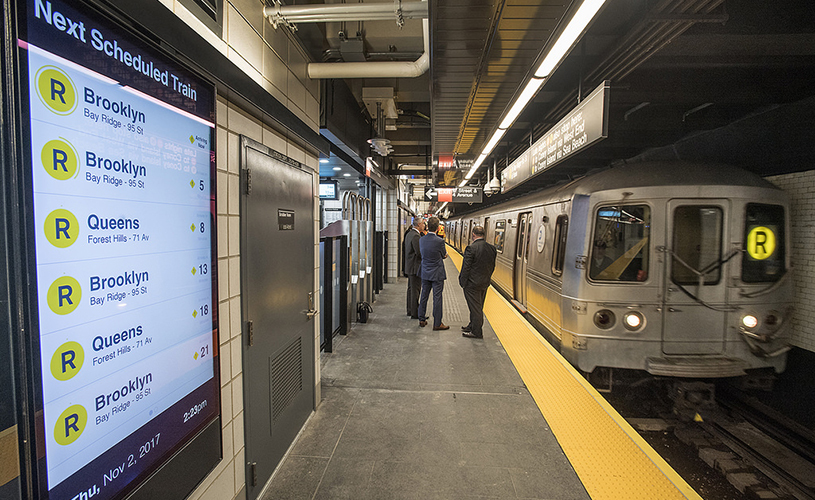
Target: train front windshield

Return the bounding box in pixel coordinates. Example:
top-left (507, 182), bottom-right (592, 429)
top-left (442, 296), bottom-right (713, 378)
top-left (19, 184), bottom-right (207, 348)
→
top-left (743, 203), bottom-right (786, 282)
top-left (590, 205), bottom-right (651, 281)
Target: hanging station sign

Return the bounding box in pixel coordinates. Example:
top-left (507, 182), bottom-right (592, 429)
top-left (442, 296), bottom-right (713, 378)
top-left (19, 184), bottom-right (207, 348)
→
top-left (502, 80), bottom-right (610, 194)
top-left (20, 0), bottom-right (220, 499)
top-left (424, 186), bottom-right (483, 203)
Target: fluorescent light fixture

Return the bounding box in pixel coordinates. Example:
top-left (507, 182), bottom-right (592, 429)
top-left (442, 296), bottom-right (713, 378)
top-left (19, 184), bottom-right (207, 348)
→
top-left (333, 167), bottom-right (341, 171)
top-left (320, 158), bottom-right (329, 164)
top-left (499, 78), bottom-right (544, 130)
top-left (535, 0), bottom-right (606, 78)
top-left (343, 173), bottom-right (351, 177)
top-left (483, 128), bottom-right (506, 155)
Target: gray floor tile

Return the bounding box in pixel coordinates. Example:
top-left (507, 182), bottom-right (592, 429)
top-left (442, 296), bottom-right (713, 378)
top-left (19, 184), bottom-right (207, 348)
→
top-left (508, 467), bottom-right (591, 500)
top-left (262, 267), bottom-right (584, 500)
top-left (258, 456), bottom-right (328, 500)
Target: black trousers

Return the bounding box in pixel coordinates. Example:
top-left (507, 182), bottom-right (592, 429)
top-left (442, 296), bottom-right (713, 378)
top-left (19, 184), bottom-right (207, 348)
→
top-left (463, 286), bottom-right (488, 337)
top-left (406, 274), bottom-right (422, 318)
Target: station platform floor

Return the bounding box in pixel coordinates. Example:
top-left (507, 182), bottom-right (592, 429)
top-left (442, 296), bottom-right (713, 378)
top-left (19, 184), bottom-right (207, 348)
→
top-left (261, 248), bottom-right (702, 500)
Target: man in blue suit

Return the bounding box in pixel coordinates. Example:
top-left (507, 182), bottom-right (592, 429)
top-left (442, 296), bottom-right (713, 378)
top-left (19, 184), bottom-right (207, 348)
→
top-left (418, 216), bottom-right (449, 330)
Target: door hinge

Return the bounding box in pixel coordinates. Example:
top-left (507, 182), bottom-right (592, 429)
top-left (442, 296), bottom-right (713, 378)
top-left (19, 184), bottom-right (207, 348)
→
top-left (247, 320), bottom-right (254, 346)
top-left (575, 255), bottom-right (587, 269)
top-left (245, 168), bottom-right (252, 195)
top-left (248, 462), bottom-right (257, 486)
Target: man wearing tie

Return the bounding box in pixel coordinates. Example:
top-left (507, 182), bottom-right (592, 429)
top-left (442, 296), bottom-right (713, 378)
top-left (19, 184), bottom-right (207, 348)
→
top-left (418, 216), bottom-right (449, 330)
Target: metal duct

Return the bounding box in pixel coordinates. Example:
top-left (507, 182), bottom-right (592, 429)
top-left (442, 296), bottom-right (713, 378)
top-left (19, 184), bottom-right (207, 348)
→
top-left (264, 1), bottom-right (430, 79)
top-left (264, 1), bottom-right (427, 25)
top-left (308, 17), bottom-right (429, 79)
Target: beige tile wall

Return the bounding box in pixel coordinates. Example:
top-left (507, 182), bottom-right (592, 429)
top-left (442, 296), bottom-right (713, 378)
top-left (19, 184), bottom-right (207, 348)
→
top-left (766, 171), bottom-right (815, 353)
top-left (156, 1), bottom-right (322, 499)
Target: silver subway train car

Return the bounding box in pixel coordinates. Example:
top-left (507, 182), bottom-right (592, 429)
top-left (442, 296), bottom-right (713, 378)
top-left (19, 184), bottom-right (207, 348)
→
top-left (445, 162), bottom-right (792, 379)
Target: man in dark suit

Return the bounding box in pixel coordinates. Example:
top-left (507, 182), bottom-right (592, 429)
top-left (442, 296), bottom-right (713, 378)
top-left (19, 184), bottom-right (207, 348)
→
top-left (418, 216), bottom-right (449, 330)
top-left (404, 218), bottom-right (424, 319)
top-left (459, 225), bottom-right (497, 339)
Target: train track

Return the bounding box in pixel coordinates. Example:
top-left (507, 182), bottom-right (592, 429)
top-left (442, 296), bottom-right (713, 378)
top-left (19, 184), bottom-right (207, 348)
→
top-left (706, 386), bottom-right (815, 500)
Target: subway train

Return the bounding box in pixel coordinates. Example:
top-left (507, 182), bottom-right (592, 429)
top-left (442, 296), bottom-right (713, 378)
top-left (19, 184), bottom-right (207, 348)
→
top-left (444, 162), bottom-right (792, 382)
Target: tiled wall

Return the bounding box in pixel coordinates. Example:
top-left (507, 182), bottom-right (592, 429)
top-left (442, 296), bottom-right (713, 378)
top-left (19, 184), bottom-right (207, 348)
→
top-left (766, 170), bottom-right (815, 352)
top-left (155, 1), bottom-right (322, 499)
top-left (387, 189), bottom-right (400, 279)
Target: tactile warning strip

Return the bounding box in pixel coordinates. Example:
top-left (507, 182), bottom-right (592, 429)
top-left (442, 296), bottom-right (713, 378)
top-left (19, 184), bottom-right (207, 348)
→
top-left (449, 248), bottom-right (701, 500)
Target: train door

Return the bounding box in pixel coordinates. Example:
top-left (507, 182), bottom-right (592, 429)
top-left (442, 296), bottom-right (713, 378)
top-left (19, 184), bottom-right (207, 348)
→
top-left (513, 212), bottom-right (532, 304)
top-left (662, 200), bottom-right (729, 354)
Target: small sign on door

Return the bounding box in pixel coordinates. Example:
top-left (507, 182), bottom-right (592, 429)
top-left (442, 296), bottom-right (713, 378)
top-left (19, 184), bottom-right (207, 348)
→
top-left (278, 209), bottom-right (295, 230)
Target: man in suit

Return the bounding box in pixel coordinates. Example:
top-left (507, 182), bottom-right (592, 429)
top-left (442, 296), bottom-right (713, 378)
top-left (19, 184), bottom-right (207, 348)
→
top-left (459, 225), bottom-right (497, 339)
top-left (404, 218), bottom-right (424, 319)
top-left (418, 216), bottom-right (449, 330)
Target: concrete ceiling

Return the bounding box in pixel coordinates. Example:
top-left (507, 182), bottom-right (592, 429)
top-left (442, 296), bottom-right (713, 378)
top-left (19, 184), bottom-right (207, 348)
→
top-left (295, 0), bottom-right (815, 214)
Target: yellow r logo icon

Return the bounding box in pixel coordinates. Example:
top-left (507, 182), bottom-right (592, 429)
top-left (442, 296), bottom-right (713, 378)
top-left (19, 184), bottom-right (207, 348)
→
top-left (54, 405), bottom-right (87, 445)
top-left (41, 139), bottom-right (79, 180)
top-left (45, 209), bottom-right (79, 248)
top-left (47, 276), bottom-right (82, 315)
top-left (36, 66), bottom-right (77, 115)
top-left (747, 226), bottom-right (776, 260)
top-left (50, 341), bottom-right (84, 381)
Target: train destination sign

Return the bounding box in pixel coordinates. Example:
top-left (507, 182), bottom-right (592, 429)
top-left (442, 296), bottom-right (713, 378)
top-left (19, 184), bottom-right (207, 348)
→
top-left (425, 186), bottom-right (483, 203)
top-left (22, 1), bottom-right (220, 499)
top-left (502, 81), bottom-right (609, 194)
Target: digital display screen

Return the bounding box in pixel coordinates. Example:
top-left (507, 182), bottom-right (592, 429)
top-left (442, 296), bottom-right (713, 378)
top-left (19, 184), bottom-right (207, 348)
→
top-left (319, 181), bottom-right (337, 200)
top-left (21, 1), bottom-right (220, 498)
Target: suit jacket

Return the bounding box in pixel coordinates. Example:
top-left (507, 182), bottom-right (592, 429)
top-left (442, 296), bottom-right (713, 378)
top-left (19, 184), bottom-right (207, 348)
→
top-left (404, 228), bottom-right (422, 276)
top-left (419, 233), bottom-right (447, 282)
top-left (459, 238), bottom-right (497, 289)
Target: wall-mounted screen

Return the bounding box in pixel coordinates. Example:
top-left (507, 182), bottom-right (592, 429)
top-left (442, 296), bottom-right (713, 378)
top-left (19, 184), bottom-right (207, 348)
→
top-left (319, 180), bottom-right (338, 200)
top-left (20, 0), bottom-right (221, 499)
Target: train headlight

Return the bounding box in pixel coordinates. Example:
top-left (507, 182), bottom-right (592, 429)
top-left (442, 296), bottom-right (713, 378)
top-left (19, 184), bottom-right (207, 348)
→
top-left (594, 310), bottom-right (616, 329)
top-left (623, 312), bottom-right (644, 331)
top-left (741, 314), bottom-right (758, 329)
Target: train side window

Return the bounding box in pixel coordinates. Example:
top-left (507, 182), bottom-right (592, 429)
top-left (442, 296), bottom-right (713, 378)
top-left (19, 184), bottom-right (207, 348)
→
top-left (494, 220), bottom-right (506, 252)
top-left (671, 206), bottom-right (722, 285)
top-left (743, 203), bottom-right (785, 282)
top-left (591, 205), bottom-right (650, 281)
top-left (551, 215), bottom-right (568, 276)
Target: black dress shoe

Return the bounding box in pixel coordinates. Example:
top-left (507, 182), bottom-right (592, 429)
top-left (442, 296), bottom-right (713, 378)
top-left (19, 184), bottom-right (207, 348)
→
top-left (419, 320), bottom-right (427, 327)
top-left (433, 323), bottom-right (450, 331)
top-left (461, 326), bottom-right (472, 332)
top-left (462, 331), bottom-right (483, 339)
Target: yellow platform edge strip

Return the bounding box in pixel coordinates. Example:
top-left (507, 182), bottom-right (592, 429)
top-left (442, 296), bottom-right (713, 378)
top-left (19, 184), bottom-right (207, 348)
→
top-left (448, 247), bottom-right (701, 500)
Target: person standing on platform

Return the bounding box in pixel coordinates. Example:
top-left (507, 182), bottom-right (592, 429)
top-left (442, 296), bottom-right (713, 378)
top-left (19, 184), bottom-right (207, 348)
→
top-left (404, 218), bottom-right (424, 319)
top-left (459, 225), bottom-right (497, 339)
top-left (418, 216), bottom-right (449, 330)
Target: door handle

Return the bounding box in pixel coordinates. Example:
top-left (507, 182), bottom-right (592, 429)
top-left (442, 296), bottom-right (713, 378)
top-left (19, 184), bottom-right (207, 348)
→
top-left (305, 291), bottom-right (317, 319)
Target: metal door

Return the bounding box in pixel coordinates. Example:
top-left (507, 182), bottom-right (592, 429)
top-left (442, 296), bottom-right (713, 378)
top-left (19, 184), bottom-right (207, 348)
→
top-left (240, 138), bottom-right (315, 499)
top-left (513, 213), bottom-right (532, 304)
top-left (662, 200), bottom-right (729, 354)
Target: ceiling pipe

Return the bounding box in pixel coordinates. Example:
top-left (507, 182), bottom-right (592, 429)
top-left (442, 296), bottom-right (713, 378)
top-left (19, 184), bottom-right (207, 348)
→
top-left (264, 1), bottom-right (428, 24)
top-left (308, 17), bottom-right (429, 79)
